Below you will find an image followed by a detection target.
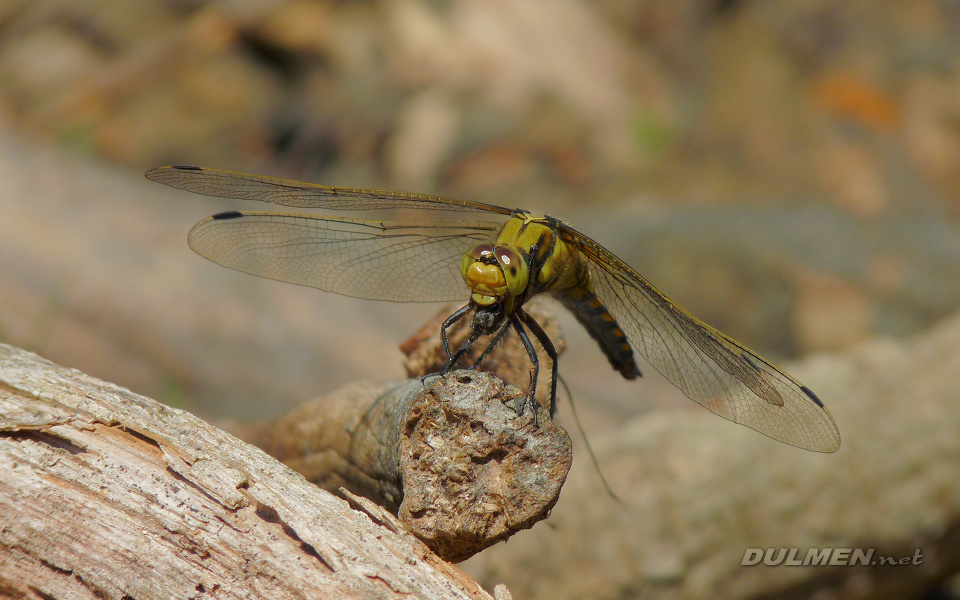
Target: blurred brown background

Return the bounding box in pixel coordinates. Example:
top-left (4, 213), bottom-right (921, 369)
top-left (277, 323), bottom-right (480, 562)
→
top-left (2, 0), bottom-right (959, 597)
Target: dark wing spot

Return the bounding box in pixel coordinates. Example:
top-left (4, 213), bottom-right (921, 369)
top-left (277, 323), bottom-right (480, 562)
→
top-left (801, 385), bottom-right (825, 408)
top-left (743, 354), bottom-right (763, 373)
top-left (172, 165), bottom-right (202, 170)
top-left (212, 210), bottom-right (244, 220)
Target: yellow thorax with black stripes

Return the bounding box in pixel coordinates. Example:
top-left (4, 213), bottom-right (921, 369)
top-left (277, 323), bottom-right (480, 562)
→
top-left (460, 211), bottom-right (583, 312)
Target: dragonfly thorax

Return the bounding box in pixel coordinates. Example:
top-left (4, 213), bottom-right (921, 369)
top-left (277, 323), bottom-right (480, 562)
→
top-left (460, 243), bottom-right (529, 307)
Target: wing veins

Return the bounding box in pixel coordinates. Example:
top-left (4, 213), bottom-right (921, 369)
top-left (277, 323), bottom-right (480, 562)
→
top-left (560, 223), bottom-right (839, 451)
top-left (147, 166), bottom-right (514, 216)
top-left (187, 211), bottom-right (495, 303)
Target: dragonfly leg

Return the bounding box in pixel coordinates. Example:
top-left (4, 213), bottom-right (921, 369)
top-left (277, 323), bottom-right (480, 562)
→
top-left (420, 305), bottom-right (475, 387)
top-left (441, 329), bottom-right (482, 375)
top-left (519, 309), bottom-right (559, 418)
top-left (469, 319), bottom-right (512, 369)
top-left (509, 314), bottom-right (542, 427)
top-left (440, 303), bottom-right (473, 361)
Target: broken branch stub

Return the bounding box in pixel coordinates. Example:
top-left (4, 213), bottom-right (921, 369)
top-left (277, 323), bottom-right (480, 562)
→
top-left (245, 304), bottom-right (573, 561)
top-left (246, 372), bottom-right (573, 562)
top-left (400, 371), bottom-right (572, 562)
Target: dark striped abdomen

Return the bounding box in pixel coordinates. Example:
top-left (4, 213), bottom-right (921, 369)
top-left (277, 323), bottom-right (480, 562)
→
top-left (556, 284), bottom-right (640, 380)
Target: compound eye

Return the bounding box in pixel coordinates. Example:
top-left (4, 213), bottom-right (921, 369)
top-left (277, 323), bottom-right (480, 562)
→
top-left (466, 243), bottom-right (494, 260)
top-left (494, 247), bottom-right (519, 269)
top-left (494, 247), bottom-right (529, 297)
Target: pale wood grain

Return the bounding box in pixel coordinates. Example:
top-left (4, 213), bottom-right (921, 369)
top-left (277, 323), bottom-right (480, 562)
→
top-left (0, 343), bottom-right (493, 600)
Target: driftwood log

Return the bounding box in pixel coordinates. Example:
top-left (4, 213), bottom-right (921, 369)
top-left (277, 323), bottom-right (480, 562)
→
top-left (0, 343), bottom-right (516, 599)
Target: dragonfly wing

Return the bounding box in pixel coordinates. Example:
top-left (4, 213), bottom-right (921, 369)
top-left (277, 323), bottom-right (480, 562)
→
top-left (564, 225), bottom-right (840, 452)
top-left (188, 211), bottom-right (498, 302)
top-left (147, 166), bottom-right (513, 215)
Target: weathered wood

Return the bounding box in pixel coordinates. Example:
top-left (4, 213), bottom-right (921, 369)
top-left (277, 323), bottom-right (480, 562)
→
top-left (0, 343), bottom-right (495, 599)
top-left (397, 372), bottom-right (571, 562)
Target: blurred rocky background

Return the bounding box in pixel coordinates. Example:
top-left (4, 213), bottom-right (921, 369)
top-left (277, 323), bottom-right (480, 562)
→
top-left (2, 0), bottom-right (960, 597)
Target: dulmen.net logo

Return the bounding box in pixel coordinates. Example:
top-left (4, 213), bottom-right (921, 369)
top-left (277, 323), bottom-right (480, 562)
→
top-left (742, 548), bottom-right (924, 567)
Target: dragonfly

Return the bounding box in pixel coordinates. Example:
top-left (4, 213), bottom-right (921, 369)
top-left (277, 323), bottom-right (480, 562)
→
top-left (146, 165), bottom-right (840, 452)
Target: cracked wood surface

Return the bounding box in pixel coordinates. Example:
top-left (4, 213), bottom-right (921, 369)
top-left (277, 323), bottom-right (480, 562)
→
top-left (0, 343), bottom-right (492, 600)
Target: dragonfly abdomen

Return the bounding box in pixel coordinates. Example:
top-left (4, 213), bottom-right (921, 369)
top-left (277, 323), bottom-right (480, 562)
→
top-left (556, 283), bottom-right (640, 381)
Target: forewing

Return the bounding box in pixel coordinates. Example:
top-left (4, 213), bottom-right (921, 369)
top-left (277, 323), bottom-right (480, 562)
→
top-left (188, 211), bottom-right (498, 302)
top-left (147, 166), bottom-right (513, 215)
top-left (561, 224), bottom-right (840, 452)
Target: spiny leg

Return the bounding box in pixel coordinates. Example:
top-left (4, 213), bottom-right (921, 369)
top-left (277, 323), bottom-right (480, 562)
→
top-left (518, 309), bottom-right (559, 417)
top-left (509, 314), bottom-right (542, 427)
top-left (420, 304), bottom-right (474, 386)
top-left (469, 318), bottom-right (512, 369)
top-left (440, 303), bottom-right (473, 361)
top-left (441, 327), bottom-right (483, 375)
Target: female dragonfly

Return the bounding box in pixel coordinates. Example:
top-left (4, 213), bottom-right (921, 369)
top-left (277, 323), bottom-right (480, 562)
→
top-left (146, 166), bottom-right (840, 452)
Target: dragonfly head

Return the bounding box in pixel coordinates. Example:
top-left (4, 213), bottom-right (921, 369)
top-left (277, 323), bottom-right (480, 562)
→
top-left (461, 243), bottom-right (529, 306)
